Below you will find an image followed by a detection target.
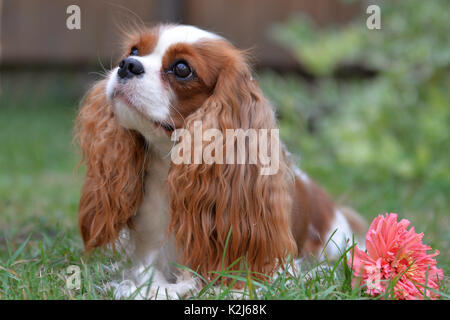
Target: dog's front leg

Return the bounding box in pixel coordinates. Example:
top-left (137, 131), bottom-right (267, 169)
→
top-left (112, 250), bottom-right (198, 300)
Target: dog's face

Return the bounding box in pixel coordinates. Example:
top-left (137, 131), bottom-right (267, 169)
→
top-left (106, 25), bottom-right (225, 143)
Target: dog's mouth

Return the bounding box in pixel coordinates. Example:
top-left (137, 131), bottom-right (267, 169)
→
top-left (113, 91), bottom-right (174, 134)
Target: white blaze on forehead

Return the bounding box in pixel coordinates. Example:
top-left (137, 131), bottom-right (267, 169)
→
top-left (153, 25), bottom-right (222, 56)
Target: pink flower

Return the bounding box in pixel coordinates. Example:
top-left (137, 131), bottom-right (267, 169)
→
top-left (348, 213), bottom-right (444, 299)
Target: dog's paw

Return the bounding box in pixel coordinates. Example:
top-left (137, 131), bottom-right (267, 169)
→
top-left (109, 276), bottom-right (199, 300)
top-left (108, 279), bottom-right (143, 300)
top-left (148, 277), bottom-right (199, 300)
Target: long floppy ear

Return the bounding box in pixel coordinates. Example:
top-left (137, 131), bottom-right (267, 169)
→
top-left (75, 80), bottom-right (148, 250)
top-left (167, 42), bottom-right (297, 281)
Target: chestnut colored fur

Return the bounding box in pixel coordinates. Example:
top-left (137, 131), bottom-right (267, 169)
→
top-left (75, 80), bottom-right (148, 249)
top-left (166, 41), bottom-right (297, 280)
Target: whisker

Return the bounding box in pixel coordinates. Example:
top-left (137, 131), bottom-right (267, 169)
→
top-left (97, 55), bottom-right (109, 75)
top-left (88, 71), bottom-right (108, 79)
top-left (162, 115), bottom-right (178, 159)
top-left (168, 103), bottom-right (187, 128)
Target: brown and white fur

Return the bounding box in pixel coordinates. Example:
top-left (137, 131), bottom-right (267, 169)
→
top-left (75, 24), bottom-right (366, 299)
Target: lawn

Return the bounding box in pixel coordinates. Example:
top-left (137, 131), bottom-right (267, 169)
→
top-left (0, 72), bottom-right (448, 300)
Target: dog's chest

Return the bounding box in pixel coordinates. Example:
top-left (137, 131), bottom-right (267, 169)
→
top-left (131, 154), bottom-right (171, 257)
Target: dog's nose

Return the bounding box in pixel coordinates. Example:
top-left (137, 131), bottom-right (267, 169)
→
top-left (118, 57), bottom-right (145, 79)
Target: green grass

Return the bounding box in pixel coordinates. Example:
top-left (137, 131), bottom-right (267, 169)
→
top-left (0, 73), bottom-right (118, 299)
top-left (0, 73), bottom-right (448, 300)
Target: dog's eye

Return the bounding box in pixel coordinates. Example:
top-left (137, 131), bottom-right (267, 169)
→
top-left (130, 46), bottom-right (139, 56)
top-left (173, 61), bottom-right (192, 79)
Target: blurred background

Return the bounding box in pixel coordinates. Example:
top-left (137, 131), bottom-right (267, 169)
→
top-left (0, 0), bottom-right (448, 298)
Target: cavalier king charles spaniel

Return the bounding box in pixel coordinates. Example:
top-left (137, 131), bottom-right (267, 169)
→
top-left (75, 24), bottom-right (366, 299)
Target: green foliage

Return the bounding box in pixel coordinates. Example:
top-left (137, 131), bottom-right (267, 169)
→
top-left (263, 0), bottom-right (450, 185)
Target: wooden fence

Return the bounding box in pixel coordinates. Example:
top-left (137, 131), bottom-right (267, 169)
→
top-left (0, 0), bottom-right (360, 69)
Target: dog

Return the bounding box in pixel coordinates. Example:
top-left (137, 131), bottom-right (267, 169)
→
top-left (75, 24), bottom-right (366, 299)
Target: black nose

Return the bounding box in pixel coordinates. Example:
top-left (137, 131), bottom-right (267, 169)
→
top-left (118, 57), bottom-right (145, 79)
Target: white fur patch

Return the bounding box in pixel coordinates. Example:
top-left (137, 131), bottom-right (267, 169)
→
top-left (112, 250), bottom-right (199, 300)
top-left (154, 25), bottom-right (221, 56)
top-left (292, 165), bottom-right (310, 184)
top-left (322, 210), bottom-right (353, 260)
